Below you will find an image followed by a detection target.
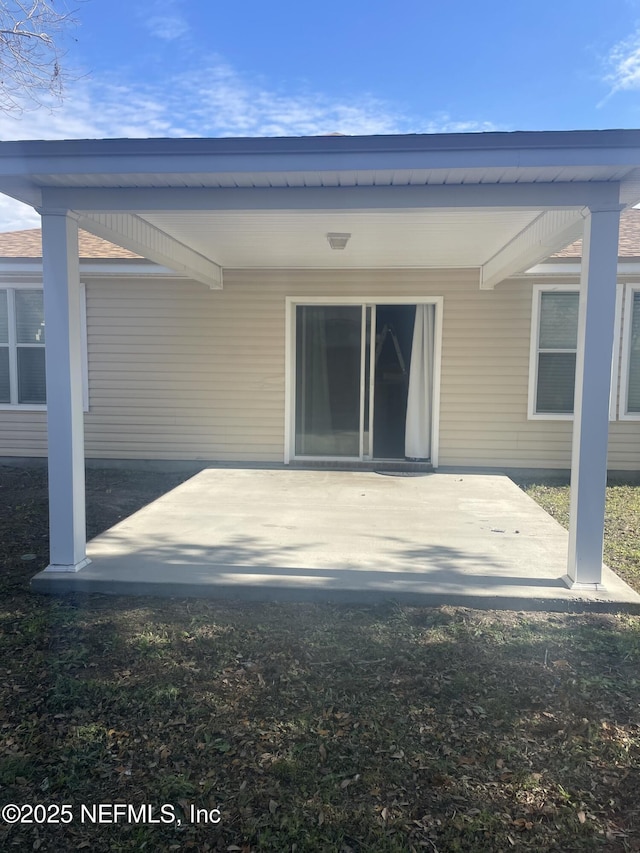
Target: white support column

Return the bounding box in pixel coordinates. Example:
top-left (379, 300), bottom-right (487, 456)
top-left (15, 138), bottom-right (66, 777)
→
top-left (41, 212), bottom-right (90, 572)
top-left (565, 206), bottom-right (621, 589)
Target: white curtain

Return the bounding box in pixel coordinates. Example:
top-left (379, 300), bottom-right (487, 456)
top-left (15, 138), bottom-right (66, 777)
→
top-left (405, 304), bottom-right (434, 459)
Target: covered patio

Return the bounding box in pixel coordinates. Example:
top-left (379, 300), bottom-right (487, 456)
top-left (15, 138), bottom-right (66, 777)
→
top-left (31, 468), bottom-right (640, 611)
top-left (1, 130), bottom-right (640, 597)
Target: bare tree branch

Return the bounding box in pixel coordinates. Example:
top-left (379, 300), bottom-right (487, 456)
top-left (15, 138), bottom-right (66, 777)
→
top-left (0, 1), bottom-right (79, 114)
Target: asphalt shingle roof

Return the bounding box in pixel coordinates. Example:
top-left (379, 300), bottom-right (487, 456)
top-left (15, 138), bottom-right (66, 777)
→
top-left (0, 228), bottom-right (141, 259)
top-left (551, 208), bottom-right (640, 258)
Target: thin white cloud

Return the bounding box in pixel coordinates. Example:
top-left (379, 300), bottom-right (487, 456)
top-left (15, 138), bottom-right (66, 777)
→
top-left (0, 60), bottom-right (502, 229)
top-left (146, 15), bottom-right (190, 41)
top-left (0, 195), bottom-right (39, 232)
top-left (420, 114), bottom-right (501, 135)
top-left (0, 82), bottom-right (191, 141)
top-left (0, 57), bottom-right (503, 141)
top-left (603, 28), bottom-right (640, 97)
top-left (142, 0), bottom-right (190, 41)
top-left (184, 65), bottom-right (409, 137)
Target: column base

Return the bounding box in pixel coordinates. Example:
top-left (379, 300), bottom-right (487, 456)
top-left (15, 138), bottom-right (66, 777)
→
top-left (561, 574), bottom-right (606, 592)
top-left (44, 557), bottom-right (91, 574)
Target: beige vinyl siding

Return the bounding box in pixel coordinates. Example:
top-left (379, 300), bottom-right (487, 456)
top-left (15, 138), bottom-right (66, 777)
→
top-left (0, 409), bottom-right (47, 456)
top-left (439, 274), bottom-right (638, 469)
top-left (438, 275), bottom-right (575, 467)
top-left (0, 268), bottom-right (639, 468)
top-left (85, 276), bottom-right (284, 460)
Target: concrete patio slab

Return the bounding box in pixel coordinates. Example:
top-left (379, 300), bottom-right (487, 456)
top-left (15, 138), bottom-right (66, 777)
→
top-left (31, 469), bottom-right (640, 612)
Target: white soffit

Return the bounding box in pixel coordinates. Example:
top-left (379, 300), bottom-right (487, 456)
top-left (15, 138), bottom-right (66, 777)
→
top-left (138, 209), bottom-right (544, 269)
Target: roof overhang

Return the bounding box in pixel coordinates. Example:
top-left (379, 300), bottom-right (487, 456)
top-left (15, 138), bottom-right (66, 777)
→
top-left (1, 130), bottom-right (640, 289)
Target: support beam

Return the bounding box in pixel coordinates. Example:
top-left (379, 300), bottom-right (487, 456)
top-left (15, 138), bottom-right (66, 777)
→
top-left (41, 212), bottom-right (89, 573)
top-left (480, 209), bottom-right (586, 289)
top-left (565, 206), bottom-right (622, 589)
top-left (79, 213), bottom-right (223, 289)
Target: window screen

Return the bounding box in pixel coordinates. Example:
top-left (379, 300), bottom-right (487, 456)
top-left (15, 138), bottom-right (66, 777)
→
top-left (17, 348), bottom-right (46, 404)
top-left (535, 292), bottom-right (579, 414)
top-left (0, 291), bottom-right (8, 403)
top-left (0, 289), bottom-right (47, 405)
top-left (628, 292), bottom-right (640, 413)
top-left (15, 290), bottom-right (45, 343)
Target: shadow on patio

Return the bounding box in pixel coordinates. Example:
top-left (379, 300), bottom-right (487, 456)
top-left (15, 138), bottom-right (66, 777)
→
top-left (31, 468), bottom-right (640, 612)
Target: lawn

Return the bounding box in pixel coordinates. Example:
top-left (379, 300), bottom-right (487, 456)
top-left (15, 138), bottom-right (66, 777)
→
top-left (518, 478), bottom-right (640, 594)
top-left (0, 465), bottom-right (639, 852)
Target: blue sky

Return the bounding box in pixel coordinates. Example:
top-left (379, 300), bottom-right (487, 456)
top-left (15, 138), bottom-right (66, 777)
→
top-left (1, 0), bottom-right (640, 227)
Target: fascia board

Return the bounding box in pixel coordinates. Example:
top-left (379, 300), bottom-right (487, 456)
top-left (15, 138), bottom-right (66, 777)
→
top-left (40, 181), bottom-right (622, 213)
top-left (0, 134), bottom-right (637, 198)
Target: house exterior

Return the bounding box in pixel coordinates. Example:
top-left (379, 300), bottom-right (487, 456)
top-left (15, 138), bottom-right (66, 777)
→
top-left (0, 129), bottom-right (639, 588)
top-left (1, 217), bottom-right (639, 470)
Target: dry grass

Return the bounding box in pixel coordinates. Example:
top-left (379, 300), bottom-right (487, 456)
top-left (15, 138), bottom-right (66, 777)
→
top-left (518, 478), bottom-right (640, 593)
top-left (0, 465), bottom-right (638, 851)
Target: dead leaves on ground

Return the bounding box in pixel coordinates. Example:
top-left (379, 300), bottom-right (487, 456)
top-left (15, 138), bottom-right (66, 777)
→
top-left (1, 467), bottom-right (640, 849)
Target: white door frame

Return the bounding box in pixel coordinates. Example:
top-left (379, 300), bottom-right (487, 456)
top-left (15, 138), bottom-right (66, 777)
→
top-left (284, 295), bottom-right (443, 466)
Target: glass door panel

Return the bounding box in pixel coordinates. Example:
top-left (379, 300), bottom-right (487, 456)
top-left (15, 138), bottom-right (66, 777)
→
top-left (362, 305), bottom-right (374, 458)
top-left (295, 305), bottom-right (362, 457)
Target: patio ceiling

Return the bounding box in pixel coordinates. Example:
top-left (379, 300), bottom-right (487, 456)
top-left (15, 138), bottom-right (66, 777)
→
top-left (1, 130), bottom-right (640, 288)
top-left (135, 208), bottom-right (546, 269)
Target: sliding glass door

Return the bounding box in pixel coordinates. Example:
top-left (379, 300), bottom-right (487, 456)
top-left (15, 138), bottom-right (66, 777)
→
top-left (295, 305), bottom-right (363, 456)
top-left (292, 301), bottom-right (434, 462)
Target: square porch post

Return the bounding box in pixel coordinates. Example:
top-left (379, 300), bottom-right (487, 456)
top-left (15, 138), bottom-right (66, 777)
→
top-left (41, 212), bottom-right (89, 572)
top-left (566, 206), bottom-right (621, 588)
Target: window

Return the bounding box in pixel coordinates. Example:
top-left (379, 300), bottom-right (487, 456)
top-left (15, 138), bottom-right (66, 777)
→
top-left (621, 285), bottom-right (640, 419)
top-left (529, 284), bottom-right (623, 420)
top-left (0, 288), bottom-right (46, 406)
top-left (530, 288), bottom-right (579, 416)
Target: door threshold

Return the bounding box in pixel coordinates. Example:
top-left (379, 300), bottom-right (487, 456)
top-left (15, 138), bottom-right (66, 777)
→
top-left (289, 459), bottom-right (433, 473)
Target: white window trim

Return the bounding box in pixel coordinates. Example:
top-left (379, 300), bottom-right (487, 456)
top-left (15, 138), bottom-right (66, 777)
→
top-left (0, 282), bottom-right (89, 413)
top-left (528, 284), bottom-right (579, 421)
top-left (80, 283), bottom-right (89, 412)
top-left (619, 282), bottom-right (640, 421)
top-left (611, 283), bottom-right (624, 422)
top-left (528, 283), bottom-right (620, 421)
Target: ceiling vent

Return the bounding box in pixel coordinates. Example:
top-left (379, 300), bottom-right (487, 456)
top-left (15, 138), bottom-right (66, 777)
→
top-left (327, 232), bottom-right (351, 250)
